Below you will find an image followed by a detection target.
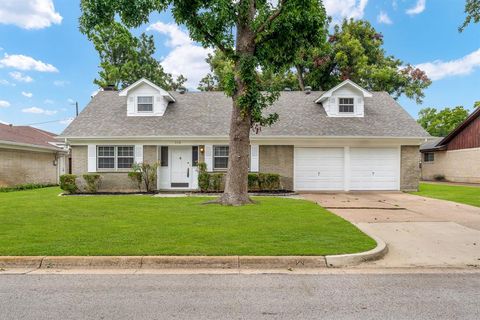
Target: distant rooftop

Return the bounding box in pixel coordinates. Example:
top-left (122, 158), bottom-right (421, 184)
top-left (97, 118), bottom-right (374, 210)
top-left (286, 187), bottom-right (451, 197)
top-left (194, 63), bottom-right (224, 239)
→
top-left (0, 123), bottom-right (63, 151)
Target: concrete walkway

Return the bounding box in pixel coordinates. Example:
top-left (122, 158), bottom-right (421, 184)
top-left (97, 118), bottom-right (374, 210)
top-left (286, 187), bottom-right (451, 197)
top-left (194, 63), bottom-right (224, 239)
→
top-left (302, 192), bottom-right (480, 268)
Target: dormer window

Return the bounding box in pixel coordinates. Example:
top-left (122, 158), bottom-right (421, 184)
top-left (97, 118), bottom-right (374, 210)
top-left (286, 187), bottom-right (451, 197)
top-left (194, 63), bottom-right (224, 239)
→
top-left (339, 98), bottom-right (354, 113)
top-left (137, 96), bottom-right (153, 112)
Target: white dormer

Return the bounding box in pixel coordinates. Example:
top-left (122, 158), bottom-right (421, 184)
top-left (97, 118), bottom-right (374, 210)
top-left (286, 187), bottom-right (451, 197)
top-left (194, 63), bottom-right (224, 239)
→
top-left (315, 79), bottom-right (372, 117)
top-left (119, 78), bottom-right (176, 117)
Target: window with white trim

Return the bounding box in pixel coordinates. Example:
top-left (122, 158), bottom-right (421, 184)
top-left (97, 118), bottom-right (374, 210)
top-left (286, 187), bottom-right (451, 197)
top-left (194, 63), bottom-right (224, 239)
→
top-left (97, 146), bottom-right (134, 170)
top-left (339, 98), bottom-right (354, 113)
top-left (213, 146), bottom-right (229, 170)
top-left (137, 96), bottom-right (153, 112)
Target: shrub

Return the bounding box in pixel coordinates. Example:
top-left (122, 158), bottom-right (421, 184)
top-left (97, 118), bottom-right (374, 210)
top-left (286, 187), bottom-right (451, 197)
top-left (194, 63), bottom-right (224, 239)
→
top-left (210, 173), bottom-right (224, 192)
top-left (258, 173), bottom-right (281, 191)
top-left (82, 174), bottom-right (102, 193)
top-left (433, 174), bottom-right (446, 181)
top-left (130, 162), bottom-right (159, 192)
top-left (0, 183), bottom-right (56, 193)
top-left (248, 173), bottom-right (259, 191)
top-left (60, 174), bottom-right (78, 194)
top-left (128, 172), bottom-right (143, 191)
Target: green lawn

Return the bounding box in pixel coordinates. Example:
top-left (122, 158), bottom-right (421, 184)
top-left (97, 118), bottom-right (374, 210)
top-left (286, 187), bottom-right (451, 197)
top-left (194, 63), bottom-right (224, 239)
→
top-left (0, 187), bottom-right (375, 256)
top-left (412, 183), bottom-right (480, 207)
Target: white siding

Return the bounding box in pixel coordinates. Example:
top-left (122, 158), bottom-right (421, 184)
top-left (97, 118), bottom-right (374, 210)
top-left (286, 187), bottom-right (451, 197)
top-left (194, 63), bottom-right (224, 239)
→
top-left (323, 85), bottom-right (365, 117)
top-left (126, 82), bottom-right (169, 117)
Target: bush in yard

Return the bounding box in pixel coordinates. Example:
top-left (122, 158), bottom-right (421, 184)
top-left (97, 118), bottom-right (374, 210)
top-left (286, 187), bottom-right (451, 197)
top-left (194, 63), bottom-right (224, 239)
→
top-left (130, 162), bottom-right (159, 192)
top-left (82, 174), bottom-right (102, 193)
top-left (210, 173), bottom-right (224, 192)
top-left (60, 174), bottom-right (78, 194)
top-left (197, 162), bottom-right (210, 192)
top-left (248, 173), bottom-right (259, 191)
top-left (128, 171), bottom-right (143, 191)
top-left (433, 174), bottom-right (446, 181)
top-left (258, 173), bottom-right (281, 191)
top-left (0, 183), bottom-right (57, 193)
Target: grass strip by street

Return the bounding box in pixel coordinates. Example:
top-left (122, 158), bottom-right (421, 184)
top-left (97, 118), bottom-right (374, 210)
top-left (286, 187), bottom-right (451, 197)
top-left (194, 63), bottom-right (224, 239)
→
top-left (0, 187), bottom-right (376, 256)
top-left (412, 183), bottom-right (480, 208)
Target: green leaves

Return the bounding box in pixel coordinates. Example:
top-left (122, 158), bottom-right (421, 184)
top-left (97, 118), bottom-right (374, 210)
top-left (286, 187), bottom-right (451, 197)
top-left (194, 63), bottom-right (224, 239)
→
top-left (87, 21), bottom-right (186, 90)
top-left (459, 0), bottom-right (480, 32)
top-left (418, 106), bottom-right (470, 137)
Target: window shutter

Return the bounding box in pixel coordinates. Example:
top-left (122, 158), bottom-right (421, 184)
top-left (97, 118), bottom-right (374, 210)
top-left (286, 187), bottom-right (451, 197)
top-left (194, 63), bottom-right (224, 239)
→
top-left (127, 96), bottom-right (135, 114)
top-left (250, 144), bottom-right (259, 172)
top-left (87, 145), bottom-right (97, 172)
top-left (204, 145), bottom-right (213, 171)
top-left (134, 145), bottom-right (143, 164)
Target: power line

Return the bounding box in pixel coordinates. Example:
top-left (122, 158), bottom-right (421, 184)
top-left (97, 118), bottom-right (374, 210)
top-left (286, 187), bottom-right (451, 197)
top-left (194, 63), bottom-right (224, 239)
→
top-left (18, 118), bottom-right (73, 126)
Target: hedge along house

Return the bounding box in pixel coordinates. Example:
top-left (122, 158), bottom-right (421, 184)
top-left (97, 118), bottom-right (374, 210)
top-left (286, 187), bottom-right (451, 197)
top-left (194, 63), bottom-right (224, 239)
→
top-left (420, 107), bottom-right (480, 183)
top-left (0, 123), bottom-right (68, 187)
top-left (59, 78), bottom-right (430, 192)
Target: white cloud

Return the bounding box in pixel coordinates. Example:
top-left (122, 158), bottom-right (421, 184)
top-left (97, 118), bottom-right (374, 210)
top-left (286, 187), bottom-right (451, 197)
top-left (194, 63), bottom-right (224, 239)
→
top-left (0, 0), bottom-right (62, 30)
top-left (22, 106), bottom-right (57, 115)
top-left (416, 48), bottom-right (480, 81)
top-left (0, 53), bottom-right (58, 72)
top-left (9, 71), bottom-right (33, 83)
top-left (0, 79), bottom-right (14, 86)
top-left (377, 11), bottom-right (393, 24)
top-left (406, 0), bottom-right (426, 15)
top-left (147, 22), bottom-right (213, 90)
top-left (67, 98), bottom-right (75, 104)
top-left (0, 100), bottom-right (11, 108)
top-left (53, 80), bottom-right (69, 87)
top-left (324, 0), bottom-right (369, 20)
top-left (22, 91), bottom-right (33, 98)
top-left (44, 99), bottom-right (54, 104)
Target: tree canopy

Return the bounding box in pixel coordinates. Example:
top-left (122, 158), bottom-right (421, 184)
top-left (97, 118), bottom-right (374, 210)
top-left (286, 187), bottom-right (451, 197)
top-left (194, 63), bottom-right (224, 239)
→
top-left (460, 0), bottom-right (480, 31)
top-left (87, 21), bottom-right (186, 90)
top-left (198, 19), bottom-right (431, 103)
top-left (417, 106), bottom-right (472, 137)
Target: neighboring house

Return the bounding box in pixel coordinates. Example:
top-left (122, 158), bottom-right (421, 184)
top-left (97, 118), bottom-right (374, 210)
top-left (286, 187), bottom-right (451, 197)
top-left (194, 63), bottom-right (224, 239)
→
top-left (0, 123), bottom-right (68, 187)
top-left (59, 78), bottom-right (429, 192)
top-left (420, 107), bottom-right (480, 183)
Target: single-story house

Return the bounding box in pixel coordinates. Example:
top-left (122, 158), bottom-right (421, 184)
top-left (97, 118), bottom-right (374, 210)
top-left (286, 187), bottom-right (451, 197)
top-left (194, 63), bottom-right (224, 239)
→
top-left (0, 123), bottom-right (68, 187)
top-left (420, 107), bottom-right (480, 183)
top-left (59, 78), bottom-right (430, 192)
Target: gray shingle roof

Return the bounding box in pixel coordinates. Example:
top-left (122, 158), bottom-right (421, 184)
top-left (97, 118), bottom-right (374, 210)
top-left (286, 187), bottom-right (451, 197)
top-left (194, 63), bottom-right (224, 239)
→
top-left (420, 137), bottom-right (443, 151)
top-left (60, 91), bottom-right (429, 138)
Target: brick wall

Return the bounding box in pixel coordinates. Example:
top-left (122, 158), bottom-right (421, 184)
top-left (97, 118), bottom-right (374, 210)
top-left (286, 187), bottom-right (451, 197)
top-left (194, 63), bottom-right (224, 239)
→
top-left (0, 148), bottom-right (58, 187)
top-left (400, 145), bottom-right (421, 191)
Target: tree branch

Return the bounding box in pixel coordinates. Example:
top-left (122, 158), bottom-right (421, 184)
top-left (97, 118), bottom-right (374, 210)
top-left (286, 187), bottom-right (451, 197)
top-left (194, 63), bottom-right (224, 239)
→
top-left (256, 0), bottom-right (285, 35)
top-left (189, 14), bottom-right (234, 56)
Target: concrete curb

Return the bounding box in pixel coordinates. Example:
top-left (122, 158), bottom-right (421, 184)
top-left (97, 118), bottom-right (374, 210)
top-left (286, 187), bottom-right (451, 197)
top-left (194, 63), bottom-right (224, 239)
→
top-left (325, 234), bottom-right (388, 268)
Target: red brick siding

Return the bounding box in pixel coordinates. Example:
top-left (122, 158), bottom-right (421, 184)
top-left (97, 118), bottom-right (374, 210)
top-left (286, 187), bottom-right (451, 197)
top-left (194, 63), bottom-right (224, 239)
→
top-left (447, 116), bottom-right (480, 150)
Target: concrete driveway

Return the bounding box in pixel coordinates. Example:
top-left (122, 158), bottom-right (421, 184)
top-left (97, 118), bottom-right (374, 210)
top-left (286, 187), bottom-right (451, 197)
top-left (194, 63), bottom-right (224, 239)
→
top-left (302, 192), bottom-right (480, 268)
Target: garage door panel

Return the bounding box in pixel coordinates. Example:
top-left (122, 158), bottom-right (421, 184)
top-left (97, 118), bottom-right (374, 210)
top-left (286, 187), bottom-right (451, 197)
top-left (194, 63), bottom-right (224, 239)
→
top-left (350, 148), bottom-right (399, 191)
top-left (294, 148), bottom-right (344, 191)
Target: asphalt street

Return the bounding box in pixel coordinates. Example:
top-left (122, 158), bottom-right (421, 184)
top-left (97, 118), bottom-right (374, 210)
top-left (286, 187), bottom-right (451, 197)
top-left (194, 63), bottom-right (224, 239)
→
top-left (1, 273), bottom-right (479, 319)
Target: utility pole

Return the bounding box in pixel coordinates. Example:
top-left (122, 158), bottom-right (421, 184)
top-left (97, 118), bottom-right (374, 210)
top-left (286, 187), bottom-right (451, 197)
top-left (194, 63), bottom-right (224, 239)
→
top-left (75, 102), bottom-right (79, 117)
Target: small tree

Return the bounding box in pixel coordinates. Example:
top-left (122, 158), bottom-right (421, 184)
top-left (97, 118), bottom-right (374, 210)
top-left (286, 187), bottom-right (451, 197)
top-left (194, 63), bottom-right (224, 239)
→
top-left (418, 106), bottom-right (470, 137)
top-left (130, 163), bottom-right (158, 192)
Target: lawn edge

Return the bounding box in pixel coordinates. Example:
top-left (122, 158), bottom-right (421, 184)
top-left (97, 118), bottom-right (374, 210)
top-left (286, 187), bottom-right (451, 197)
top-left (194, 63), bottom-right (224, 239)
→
top-left (0, 238), bottom-right (387, 270)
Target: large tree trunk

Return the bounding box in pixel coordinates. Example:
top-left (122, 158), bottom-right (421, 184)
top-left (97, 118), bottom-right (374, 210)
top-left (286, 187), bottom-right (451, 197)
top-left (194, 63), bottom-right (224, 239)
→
top-left (218, 0), bottom-right (256, 206)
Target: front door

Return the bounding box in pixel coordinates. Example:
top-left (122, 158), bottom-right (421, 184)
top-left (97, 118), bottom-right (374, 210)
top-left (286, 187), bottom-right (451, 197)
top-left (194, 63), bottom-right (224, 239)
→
top-left (170, 147), bottom-right (191, 188)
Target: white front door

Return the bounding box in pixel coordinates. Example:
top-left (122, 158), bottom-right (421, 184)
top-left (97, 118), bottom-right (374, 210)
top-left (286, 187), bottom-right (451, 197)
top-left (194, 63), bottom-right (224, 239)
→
top-left (294, 147), bottom-right (345, 191)
top-left (170, 147), bottom-right (191, 188)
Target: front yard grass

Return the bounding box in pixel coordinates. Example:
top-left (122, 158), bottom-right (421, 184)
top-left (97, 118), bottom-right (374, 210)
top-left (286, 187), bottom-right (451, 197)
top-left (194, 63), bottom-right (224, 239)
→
top-left (412, 183), bottom-right (480, 207)
top-left (0, 187), bottom-right (376, 256)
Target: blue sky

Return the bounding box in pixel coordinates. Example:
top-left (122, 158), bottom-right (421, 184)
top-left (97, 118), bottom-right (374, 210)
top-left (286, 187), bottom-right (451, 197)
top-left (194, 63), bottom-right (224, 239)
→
top-left (0, 0), bottom-right (479, 134)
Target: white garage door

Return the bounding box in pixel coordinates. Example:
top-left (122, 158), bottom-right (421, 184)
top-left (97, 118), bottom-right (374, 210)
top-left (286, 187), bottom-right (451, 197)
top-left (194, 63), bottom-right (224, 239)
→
top-left (350, 148), bottom-right (399, 190)
top-left (294, 148), bottom-right (344, 191)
